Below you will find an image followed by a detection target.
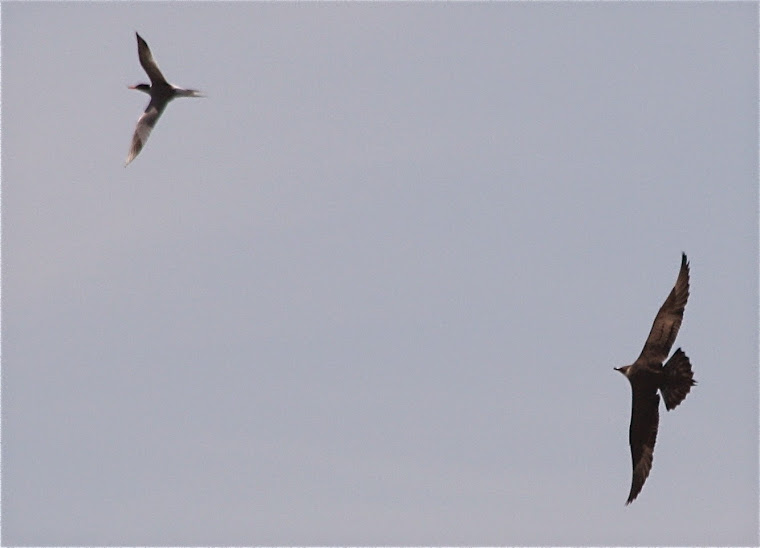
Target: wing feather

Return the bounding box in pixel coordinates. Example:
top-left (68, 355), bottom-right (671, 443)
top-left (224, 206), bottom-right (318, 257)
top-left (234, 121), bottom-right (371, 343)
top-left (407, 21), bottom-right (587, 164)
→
top-left (125, 99), bottom-right (167, 166)
top-left (626, 387), bottom-right (660, 504)
top-left (637, 253), bottom-right (690, 364)
top-left (136, 33), bottom-right (168, 86)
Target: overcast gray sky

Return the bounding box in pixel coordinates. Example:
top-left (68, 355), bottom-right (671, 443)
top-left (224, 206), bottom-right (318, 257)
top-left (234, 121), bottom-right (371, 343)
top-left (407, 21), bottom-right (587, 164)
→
top-left (2, 2), bottom-right (758, 546)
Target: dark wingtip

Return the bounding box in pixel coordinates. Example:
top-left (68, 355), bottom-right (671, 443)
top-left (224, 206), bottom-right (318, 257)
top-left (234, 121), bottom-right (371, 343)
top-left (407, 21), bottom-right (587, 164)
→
top-left (679, 252), bottom-right (690, 290)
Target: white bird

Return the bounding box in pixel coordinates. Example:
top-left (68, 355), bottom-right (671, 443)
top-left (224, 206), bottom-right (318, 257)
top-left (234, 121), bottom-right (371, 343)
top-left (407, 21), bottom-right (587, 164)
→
top-left (125, 32), bottom-right (204, 166)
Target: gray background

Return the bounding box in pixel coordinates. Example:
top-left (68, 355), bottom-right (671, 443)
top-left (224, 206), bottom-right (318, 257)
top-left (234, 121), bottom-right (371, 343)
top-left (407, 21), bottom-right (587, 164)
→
top-left (2, 2), bottom-right (758, 546)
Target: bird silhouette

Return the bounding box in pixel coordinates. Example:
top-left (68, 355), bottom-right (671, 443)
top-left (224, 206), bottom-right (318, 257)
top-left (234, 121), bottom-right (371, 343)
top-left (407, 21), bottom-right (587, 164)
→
top-left (125, 32), bottom-right (204, 166)
top-left (615, 253), bottom-right (696, 505)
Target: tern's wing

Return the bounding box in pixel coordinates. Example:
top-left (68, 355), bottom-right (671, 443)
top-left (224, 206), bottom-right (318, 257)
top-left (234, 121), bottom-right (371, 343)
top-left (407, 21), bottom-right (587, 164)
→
top-left (637, 253), bottom-right (690, 364)
top-left (136, 32), bottom-right (168, 86)
top-left (125, 97), bottom-right (168, 166)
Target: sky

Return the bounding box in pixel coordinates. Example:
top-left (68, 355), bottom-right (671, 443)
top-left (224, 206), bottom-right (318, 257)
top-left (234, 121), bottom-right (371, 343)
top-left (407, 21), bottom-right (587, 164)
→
top-left (2, 2), bottom-right (758, 546)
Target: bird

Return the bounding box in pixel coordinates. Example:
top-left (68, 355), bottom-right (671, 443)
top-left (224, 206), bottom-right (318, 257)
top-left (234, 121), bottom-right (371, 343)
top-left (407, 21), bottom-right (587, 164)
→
top-left (125, 32), bottom-right (204, 166)
top-left (615, 252), bottom-right (696, 505)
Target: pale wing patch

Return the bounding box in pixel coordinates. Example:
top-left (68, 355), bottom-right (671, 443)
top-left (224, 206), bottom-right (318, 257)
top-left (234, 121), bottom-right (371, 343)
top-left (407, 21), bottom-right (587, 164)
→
top-left (125, 106), bottom-right (162, 166)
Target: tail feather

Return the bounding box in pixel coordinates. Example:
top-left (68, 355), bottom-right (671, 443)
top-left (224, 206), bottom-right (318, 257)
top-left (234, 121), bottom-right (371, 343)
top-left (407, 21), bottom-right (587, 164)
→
top-left (661, 348), bottom-right (696, 411)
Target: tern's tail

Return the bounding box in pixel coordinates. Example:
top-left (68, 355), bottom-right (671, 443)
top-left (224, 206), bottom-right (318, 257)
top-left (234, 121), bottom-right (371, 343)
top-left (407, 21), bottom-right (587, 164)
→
top-left (661, 348), bottom-right (696, 411)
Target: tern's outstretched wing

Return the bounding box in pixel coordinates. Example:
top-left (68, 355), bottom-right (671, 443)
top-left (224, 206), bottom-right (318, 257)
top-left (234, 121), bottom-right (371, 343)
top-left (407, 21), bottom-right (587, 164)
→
top-left (136, 32), bottom-right (168, 86)
top-left (125, 97), bottom-right (168, 166)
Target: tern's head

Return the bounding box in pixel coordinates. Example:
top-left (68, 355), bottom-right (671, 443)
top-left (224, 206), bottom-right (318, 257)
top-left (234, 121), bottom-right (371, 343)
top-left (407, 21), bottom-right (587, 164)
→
top-left (614, 365), bottom-right (630, 376)
top-left (129, 83), bottom-right (151, 94)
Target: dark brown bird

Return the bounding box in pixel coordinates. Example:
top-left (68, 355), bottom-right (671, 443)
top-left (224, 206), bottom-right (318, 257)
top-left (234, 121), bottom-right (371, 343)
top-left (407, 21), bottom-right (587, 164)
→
top-left (125, 32), bottom-right (204, 166)
top-left (615, 253), bottom-right (696, 505)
